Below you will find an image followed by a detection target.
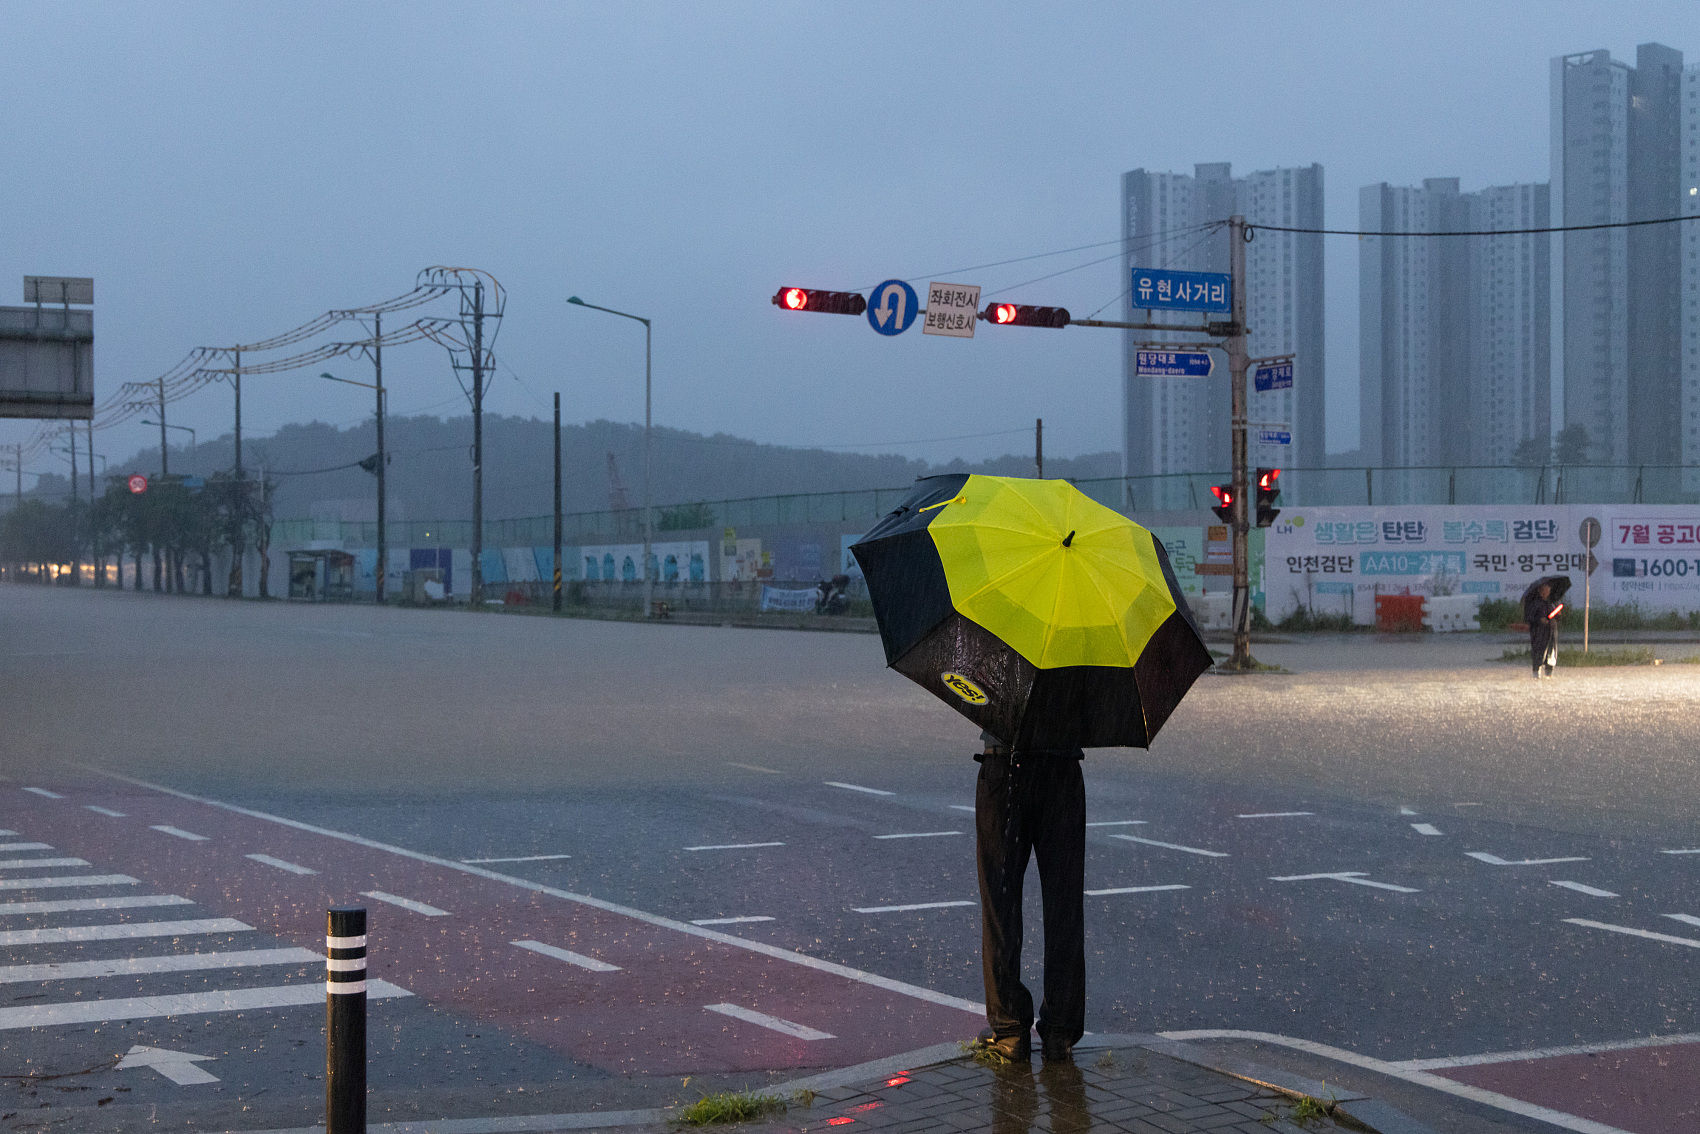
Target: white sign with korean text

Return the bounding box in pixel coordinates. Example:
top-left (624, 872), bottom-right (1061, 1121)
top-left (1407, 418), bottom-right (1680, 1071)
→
top-left (922, 281), bottom-right (981, 338)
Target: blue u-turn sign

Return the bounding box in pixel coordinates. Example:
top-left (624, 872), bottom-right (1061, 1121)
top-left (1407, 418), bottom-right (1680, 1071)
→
top-left (867, 279), bottom-right (919, 336)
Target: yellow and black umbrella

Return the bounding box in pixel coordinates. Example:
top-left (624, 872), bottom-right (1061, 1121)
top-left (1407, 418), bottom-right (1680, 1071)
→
top-left (850, 473), bottom-right (1211, 749)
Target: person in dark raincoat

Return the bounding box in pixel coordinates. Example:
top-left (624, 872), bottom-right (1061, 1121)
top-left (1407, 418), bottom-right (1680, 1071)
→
top-left (973, 729), bottom-right (1085, 1064)
top-left (1523, 581), bottom-right (1561, 678)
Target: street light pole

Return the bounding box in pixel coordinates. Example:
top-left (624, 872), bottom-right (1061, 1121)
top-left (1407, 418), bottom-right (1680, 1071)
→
top-left (567, 296), bottom-right (653, 617)
top-left (320, 369), bottom-right (386, 605)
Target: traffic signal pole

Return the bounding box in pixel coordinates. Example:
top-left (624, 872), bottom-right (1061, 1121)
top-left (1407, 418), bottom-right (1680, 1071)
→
top-left (1227, 215), bottom-right (1253, 670)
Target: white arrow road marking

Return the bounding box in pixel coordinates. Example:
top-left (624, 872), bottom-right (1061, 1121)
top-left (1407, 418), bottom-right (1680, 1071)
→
top-left (1411, 824), bottom-right (1442, 836)
top-left (1085, 884), bottom-right (1190, 896)
top-left (116, 1045), bottom-right (219, 1085)
top-left (511, 939), bottom-right (620, 972)
top-left (1565, 918), bottom-right (1700, 949)
top-left (1270, 872), bottom-right (1420, 893)
top-left (1110, 834), bottom-right (1228, 857)
top-left (1467, 852), bottom-right (1590, 866)
top-left (1550, 881), bottom-right (1618, 898)
top-left (705, 1003), bottom-right (834, 1041)
top-left (872, 283), bottom-right (907, 329)
top-left (360, 891), bottom-right (449, 917)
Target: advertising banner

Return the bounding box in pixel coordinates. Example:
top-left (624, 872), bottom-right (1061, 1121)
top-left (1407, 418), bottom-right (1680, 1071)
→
top-left (759, 586), bottom-right (819, 612)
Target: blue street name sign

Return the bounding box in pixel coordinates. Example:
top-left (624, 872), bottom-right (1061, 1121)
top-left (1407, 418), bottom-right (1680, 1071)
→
top-left (1254, 361), bottom-right (1294, 392)
top-left (1135, 349), bottom-right (1214, 377)
top-left (1256, 428), bottom-right (1292, 446)
top-left (1130, 268), bottom-right (1231, 313)
top-left (866, 279), bottom-right (919, 336)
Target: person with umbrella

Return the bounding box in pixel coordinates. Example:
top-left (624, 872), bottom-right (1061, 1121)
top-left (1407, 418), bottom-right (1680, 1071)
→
top-left (1522, 575), bottom-right (1569, 679)
top-left (852, 475), bottom-right (1212, 1064)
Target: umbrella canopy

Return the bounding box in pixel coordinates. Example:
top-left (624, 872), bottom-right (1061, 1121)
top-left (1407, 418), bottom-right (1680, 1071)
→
top-left (850, 473), bottom-right (1212, 750)
top-left (1521, 575), bottom-right (1572, 605)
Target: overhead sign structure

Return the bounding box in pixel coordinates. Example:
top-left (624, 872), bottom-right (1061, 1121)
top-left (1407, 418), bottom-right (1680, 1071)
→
top-left (867, 279), bottom-right (919, 336)
top-left (1254, 360), bottom-right (1294, 392)
top-left (128, 473), bottom-right (148, 494)
top-left (922, 282), bottom-right (980, 338)
top-left (24, 276), bottom-right (93, 305)
top-left (1135, 349), bottom-right (1214, 377)
top-left (1130, 268), bottom-right (1231, 314)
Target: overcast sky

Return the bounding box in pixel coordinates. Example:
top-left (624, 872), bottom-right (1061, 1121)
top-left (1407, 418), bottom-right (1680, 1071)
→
top-left (2, 1), bottom-right (1695, 482)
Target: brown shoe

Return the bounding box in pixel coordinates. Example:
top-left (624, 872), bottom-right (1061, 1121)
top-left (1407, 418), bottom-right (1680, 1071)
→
top-left (974, 1027), bottom-right (1031, 1061)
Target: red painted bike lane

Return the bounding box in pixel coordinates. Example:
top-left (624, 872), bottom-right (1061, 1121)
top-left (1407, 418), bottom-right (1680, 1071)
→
top-left (1433, 1044), bottom-right (1700, 1134)
top-left (17, 779), bottom-right (982, 1076)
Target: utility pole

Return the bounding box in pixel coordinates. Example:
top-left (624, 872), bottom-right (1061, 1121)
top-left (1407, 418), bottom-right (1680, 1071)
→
top-left (229, 346), bottom-right (245, 598)
top-left (553, 392), bottom-right (563, 613)
top-left (470, 281), bottom-right (485, 606)
top-left (157, 374), bottom-right (169, 477)
top-left (373, 312), bottom-right (387, 606)
top-left (88, 418), bottom-right (101, 587)
top-left (1035, 418), bottom-right (1044, 479)
top-left (1227, 215), bottom-right (1253, 670)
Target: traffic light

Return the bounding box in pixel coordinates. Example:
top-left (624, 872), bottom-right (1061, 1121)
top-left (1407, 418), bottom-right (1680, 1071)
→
top-left (1255, 467), bottom-right (1282, 528)
top-left (1210, 483), bottom-right (1234, 524)
top-left (772, 287), bottom-right (866, 316)
top-left (982, 303), bottom-right (1071, 328)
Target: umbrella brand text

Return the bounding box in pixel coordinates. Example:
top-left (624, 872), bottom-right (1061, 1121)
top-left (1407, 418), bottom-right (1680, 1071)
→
top-left (940, 672), bottom-right (988, 706)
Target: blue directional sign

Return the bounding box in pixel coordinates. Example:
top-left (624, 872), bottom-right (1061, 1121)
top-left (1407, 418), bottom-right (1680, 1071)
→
top-left (1256, 428), bottom-right (1292, 446)
top-left (1130, 268), bottom-right (1231, 313)
top-left (866, 279), bottom-right (919, 336)
top-left (1135, 349), bottom-right (1214, 377)
top-left (1254, 361), bottom-right (1294, 392)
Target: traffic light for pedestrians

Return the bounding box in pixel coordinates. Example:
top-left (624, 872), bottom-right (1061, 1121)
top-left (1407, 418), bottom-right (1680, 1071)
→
top-left (772, 287), bottom-right (866, 316)
top-left (1210, 484), bottom-right (1234, 524)
top-left (1256, 468), bottom-right (1281, 528)
top-left (982, 303), bottom-right (1071, 328)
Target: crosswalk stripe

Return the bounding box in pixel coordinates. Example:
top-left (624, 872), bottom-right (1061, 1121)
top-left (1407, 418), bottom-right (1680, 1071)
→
top-left (0, 980), bottom-right (412, 1030)
top-left (0, 948), bottom-right (323, 985)
top-left (0, 874), bottom-right (137, 892)
top-left (0, 844), bottom-right (54, 852)
top-left (0, 918), bottom-right (249, 947)
top-left (0, 895), bottom-right (193, 917)
top-left (0, 859), bottom-right (89, 870)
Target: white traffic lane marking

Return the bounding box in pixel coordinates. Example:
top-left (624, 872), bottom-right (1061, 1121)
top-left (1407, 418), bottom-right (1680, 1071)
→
top-left (22, 788), bottom-right (63, 799)
top-left (0, 831), bottom-right (12, 836)
top-left (1396, 1030), bottom-right (1700, 1071)
top-left (0, 843), bottom-right (54, 852)
top-left (1398, 806), bottom-right (1418, 816)
top-left (1550, 881), bottom-right (1618, 898)
top-left (1086, 820), bottom-right (1147, 827)
top-left (461, 854), bottom-right (571, 864)
top-left (360, 890), bottom-right (450, 917)
top-left (824, 781), bottom-right (894, 796)
top-left (705, 1002), bottom-right (834, 1041)
top-left (1085, 884), bottom-right (1190, 896)
top-left (0, 947), bottom-right (321, 984)
top-left (1411, 823), bottom-right (1442, 836)
top-left (1565, 918), bottom-right (1700, 949)
top-left (0, 918), bottom-right (251, 947)
top-left (1466, 852), bottom-right (1590, 866)
top-left (0, 858), bottom-right (89, 870)
top-left (1661, 848), bottom-right (1700, 855)
top-left (0, 980), bottom-right (411, 1030)
top-left (150, 825), bottom-right (209, 842)
top-left (0, 873), bottom-right (136, 891)
top-left (0, 894), bottom-right (193, 917)
top-left (726, 762), bottom-right (782, 774)
top-left (691, 916), bottom-right (776, 926)
top-left (1270, 872), bottom-right (1420, 893)
top-left (852, 901), bottom-right (975, 914)
top-left (245, 854), bottom-right (317, 875)
top-left (1110, 834), bottom-right (1228, 857)
top-left (511, 939), bottom-right (620, 972)
top-left (1237, 812), bottom-right (1314, 819)
top-left (116, 1045), bottom-right (219, 1086)
top-left (84, 806), bottom-right (126, 817)
top-left (873, 831), bottom-right (961, 840)
top-left (949, 804), bottom-right (975, 812)
top-left (684, 842), bottom-right (784, 852)
top-left (1664, 913), bottom-right (1700, 929)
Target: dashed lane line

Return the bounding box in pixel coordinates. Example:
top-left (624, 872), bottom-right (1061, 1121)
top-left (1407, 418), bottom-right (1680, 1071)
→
top-left (1411, 823), bottom-right (1442, 836)
top-left (1467, 851), bottom-right (1590, 866)
top-left (1085, 884), bottom-right (1190, 897)
top-left (1237, 812), bottom-right (1314, 819)
top-left (461, 854), bottom-right (572, 864)
top-left (0, 858), bottom-right (89, 870)
top-left (1661, 848), bottom-right (1700, 855)
top-left (824, 781), bottom-right (895, 796)
top-left (705, 1003), bottom-right (834, 1041)
top-left (246, 854), bottom-right (317, 875)
top-left (1110, 834), bottom-right (1228, 858)
top-left (150, 825), bottom-right (209, 842)
top-left (0, 918), bottom-right (251, 947)
top-left (1565, 918), bottom-right (1700, 949)
top-left (0, 980), bottom-right (411, 1031)
top-left (0, 894), bottom-right (193, 917)
top-left (84, 806), bottom-right (126, 817)
top-left (0, 873), bottom-right (136, 891)
top-left (22, 788), bottom-right (63, 799)
top-left (1550, 881), bottom-right (1618, 898)
top-left (511, 939), bottom-right (621, 972)
top-left (684, 842), bottom-right (785, 852)
top-left (726, 762), bottom-right (783, 774)
top-left (1665, 913), bottom-right (1700, 929)
top-left (852, 901), bottom-right (975, 914)
top-left (0, 947), bottom-right (322, 985)
top-left (0, 843), bottom-right (53, 852)
top-left (360, 891), bottom-right (450, 917)
top-left (691, 916), bottom-right (776, 926)
top-left (949, 804), bottom-right (975, 813)
top-left (1270, 871), bottom-right (1421, 893)
top-left (1086, 820), bottom-right (1147, 827)
top-left (873, 831), bottom-right (961, 840)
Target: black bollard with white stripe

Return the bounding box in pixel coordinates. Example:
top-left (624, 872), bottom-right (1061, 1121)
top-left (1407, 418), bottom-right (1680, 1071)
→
top-left (325, 907), bottom-right (367, 1133)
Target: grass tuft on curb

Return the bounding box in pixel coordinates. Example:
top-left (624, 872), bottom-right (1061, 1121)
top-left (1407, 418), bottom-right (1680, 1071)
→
top-left (673, 1090), bottom-right (786, 1126)
top-left (1496, 646), bottom-right (1656, 667)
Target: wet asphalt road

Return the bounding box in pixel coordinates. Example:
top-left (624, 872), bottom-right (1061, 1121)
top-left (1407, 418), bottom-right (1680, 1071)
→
top-left (2, 585), bottom-right (1697, 1131)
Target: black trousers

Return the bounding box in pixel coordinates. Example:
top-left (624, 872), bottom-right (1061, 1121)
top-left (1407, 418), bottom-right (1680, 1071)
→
top-left (975, 750), bottom-right (1086, 1046)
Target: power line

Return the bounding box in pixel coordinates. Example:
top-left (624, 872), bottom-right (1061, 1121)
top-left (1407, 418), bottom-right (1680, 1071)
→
top-left (853, 221), bottom-right (1222, 293)
top-left (1251, 212), bottom-right (1700, 238)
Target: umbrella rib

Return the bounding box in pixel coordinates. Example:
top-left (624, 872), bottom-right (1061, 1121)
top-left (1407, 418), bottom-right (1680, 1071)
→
top-left (1075, 551), bottom-right (1142, 664)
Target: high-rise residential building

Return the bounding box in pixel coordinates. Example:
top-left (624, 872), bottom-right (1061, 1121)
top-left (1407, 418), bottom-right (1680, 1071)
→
top-left (1360, 179), bottom-right (1549, 469)
top-left (1683, 64), bottom-right (1700, 491)
top-left (1121, 162), bottom-right (1324, 479)
top-left (1551, 43), bottom-right (1684, 466)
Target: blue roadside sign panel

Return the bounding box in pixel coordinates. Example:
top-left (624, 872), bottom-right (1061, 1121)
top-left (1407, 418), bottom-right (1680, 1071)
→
top-left (1130, 268), bottom-right (1231, 313)
top-left (1135, 349), bottom-right (1214, 377)
top-left (866, 279), bottom-right (920, 336)
top-left (1254, 361), bottom-right (1294, 392)
top-left (1256, 428), bottom-right (1292, 446)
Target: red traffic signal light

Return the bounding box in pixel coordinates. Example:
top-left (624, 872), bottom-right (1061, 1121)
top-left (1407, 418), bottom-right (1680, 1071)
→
top-left (980, 303), bottom-right (1070, 328)
top-left (1255, 467), bottom-right (1282, 528)
top-left (772, 287), bottom-right (866, 316)
top-left (1257, 467), bottom-right (1281, 491)
top-left (1210, 483), bottom-right (1234, 523)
